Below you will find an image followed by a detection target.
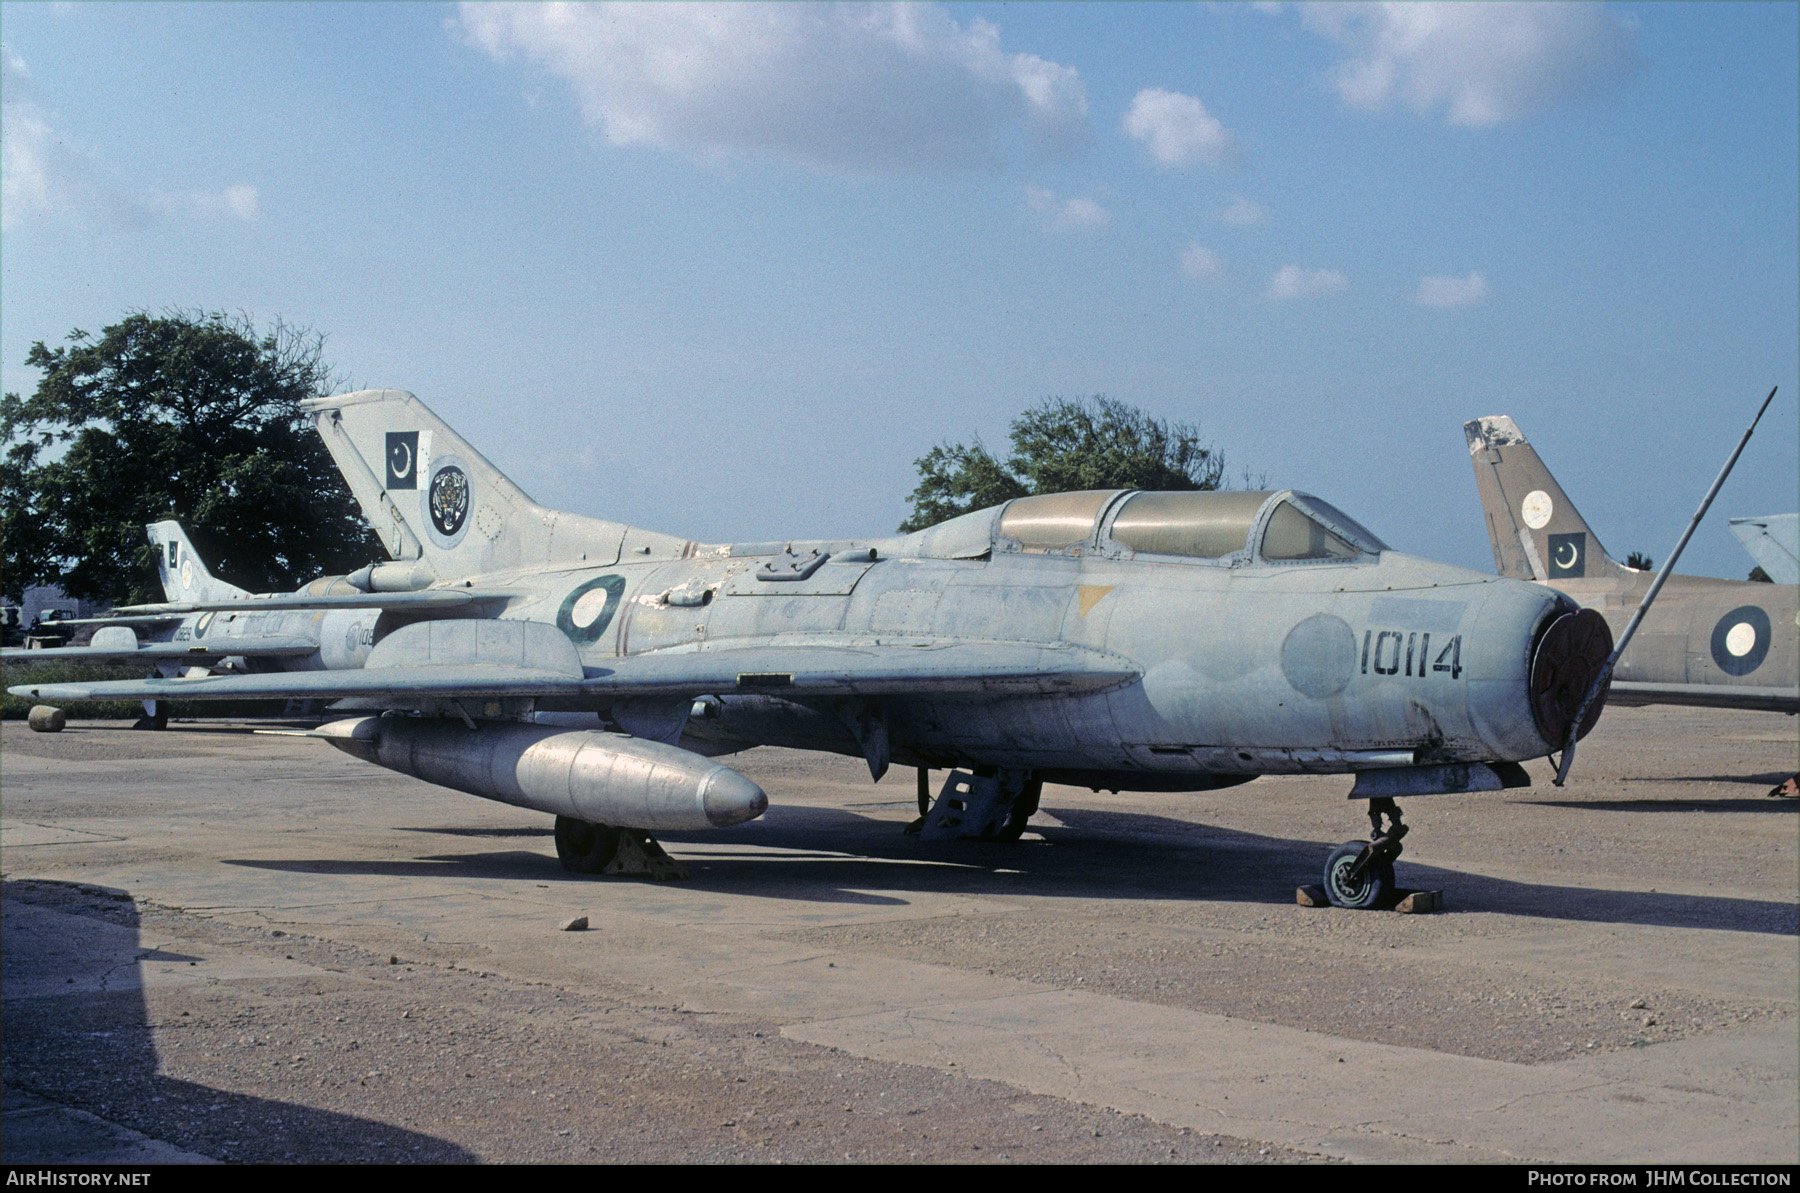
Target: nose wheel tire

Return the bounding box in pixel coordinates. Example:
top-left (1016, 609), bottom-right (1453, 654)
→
top-left (1324, 841), bottom-right (1394, 910)
top-left (555, 816), bottom-right (622, 874)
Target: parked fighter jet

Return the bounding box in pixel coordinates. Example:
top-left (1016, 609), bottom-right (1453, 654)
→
top-left (1465, 416), bottom-right (1798, 714)
top-left (2, 522), bottom-right (406, 724)
top-left (13, 390), bottom-right (1617, 907)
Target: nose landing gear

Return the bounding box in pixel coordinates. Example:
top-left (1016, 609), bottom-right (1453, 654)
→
top-left (1322, 797), bottom-right (1408, 910)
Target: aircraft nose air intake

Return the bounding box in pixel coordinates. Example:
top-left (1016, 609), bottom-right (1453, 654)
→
top-left (1529, 608), bottom-right (1613, 748)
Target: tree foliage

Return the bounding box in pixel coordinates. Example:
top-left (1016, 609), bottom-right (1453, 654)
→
top-left (2, 311), bottom-right (383, 605)
top-left (900, 396), bottom-right (1230, 532)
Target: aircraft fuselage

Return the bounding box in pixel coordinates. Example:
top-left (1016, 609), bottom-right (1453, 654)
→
top-left (434, 533), bottom-right (1576, 789)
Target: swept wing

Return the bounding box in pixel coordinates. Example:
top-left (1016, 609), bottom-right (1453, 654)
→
top-left (8, 638), bottom-right (1137, 705)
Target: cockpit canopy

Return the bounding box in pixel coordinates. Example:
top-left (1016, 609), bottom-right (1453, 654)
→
top-left (996, 489), bottom-right (1386, 563)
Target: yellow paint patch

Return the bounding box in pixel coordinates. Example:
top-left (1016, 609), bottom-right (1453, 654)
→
top-left (1077, 585), bottom-right (1115, 617)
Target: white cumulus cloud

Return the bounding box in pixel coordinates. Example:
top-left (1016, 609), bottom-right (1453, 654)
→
top-left (1122, 87), bottom-right (1236, 168)
top-left (1266, 264), bottom-right (1348, 301)
top-left (3, 47), bottom-right (258, 230)
top-left (3, 48), bottom-right (69, 229)
top-left (455, 2), bottom-right (1088, 173)
top-left (1299, 2), bottom-right (1637, 127)
top-left (1027, 185), bottom-right (1108, 233)
top-left (1219, 195), bottom-right (1266, 226)
top-left (1180, 242), bottom-right (1223, 280)
top-left (1416, 271), bottom-right (1489, 308)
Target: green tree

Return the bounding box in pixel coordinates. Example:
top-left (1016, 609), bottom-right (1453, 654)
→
top-left (2, 311), bottom-right (383, 605)
top-left (900, 396), bottom-right (1230, 532)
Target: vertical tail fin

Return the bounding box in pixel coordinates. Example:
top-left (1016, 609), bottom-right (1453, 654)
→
top-left (1464, 416), bottom-right (1635, 582)
top-left (299, 390), bottom-right (687, 578)
top-left (145, 522), bottom-right (250, 602)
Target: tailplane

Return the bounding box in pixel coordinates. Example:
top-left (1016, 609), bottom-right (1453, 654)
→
top-left (1464, 416), bottom-right (1636, 583)
top-left (146, 522), bottom-right (250, 602)
top-left (300, 389), bottom-right (689, 579)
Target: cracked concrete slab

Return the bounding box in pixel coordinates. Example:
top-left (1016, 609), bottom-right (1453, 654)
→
top-left (783, 990), bottom-right (1796, 1163)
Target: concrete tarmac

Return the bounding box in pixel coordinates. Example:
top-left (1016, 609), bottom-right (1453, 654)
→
top-left (1, 705), bottom-right (1794, 1164)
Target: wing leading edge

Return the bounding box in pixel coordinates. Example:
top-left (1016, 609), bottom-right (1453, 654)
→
top-left (1, 638), bottom-right (320, 665)
top-left (7, 640), bottom-right (1138, 704)
top-left (104, 589), bottom-right (513, 616)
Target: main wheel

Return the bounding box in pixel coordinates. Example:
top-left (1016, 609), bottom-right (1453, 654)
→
top-left (1323, 841), bottom-right (1394, 909)
top-left (554, 816), bottom-right (621, 874)
top-left (988, 778), bottom-right (1043, 842)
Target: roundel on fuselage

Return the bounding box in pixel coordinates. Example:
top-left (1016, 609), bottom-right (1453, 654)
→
top-left (557, 575), bottom-right (627, 645)
top-left (1710, 605), bottom-right (1771, 676)
top-left (1280, 613), bottom-right (1356, 699)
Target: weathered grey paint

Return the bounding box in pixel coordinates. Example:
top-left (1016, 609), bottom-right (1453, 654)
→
top-left (12, 392), bottom-right (1598, 825)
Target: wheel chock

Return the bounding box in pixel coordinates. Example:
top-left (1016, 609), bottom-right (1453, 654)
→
top-left (1392, 888), bottom-right (1442, 913)
top-left (1296, 884), bottom-right (1442, 912)
top-left (602, 830), bottom-right (690, 881)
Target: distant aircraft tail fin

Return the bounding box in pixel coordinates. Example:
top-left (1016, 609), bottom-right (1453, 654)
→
top-left (145, 522), bottom-right (251, 602)
top-left (299, 389), bottom-right (689, 579)
top-left (1728, 514), bottom-right (1800, 585)
top-left (1463, 416), bottom-right (1636, 583)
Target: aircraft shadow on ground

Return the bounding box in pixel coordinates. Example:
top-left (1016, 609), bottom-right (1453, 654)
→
top-left (1525, 796), bottom-right (1797, 814)
top-left (0, 880), bottom-right (478, 1163)
top-left (1618, 772), bottom-right (1799, 788)
top-left (223, 802), bottom-right (1797, 934)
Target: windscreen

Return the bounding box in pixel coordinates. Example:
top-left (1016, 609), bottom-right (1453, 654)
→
top-left (1290, 496), bottom-right (1388, 552)
top-left (1260, 500), bottom-right (1362, 561)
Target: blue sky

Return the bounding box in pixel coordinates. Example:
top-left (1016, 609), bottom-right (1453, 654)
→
top-left (3, 1), bottom-right (1795, 580)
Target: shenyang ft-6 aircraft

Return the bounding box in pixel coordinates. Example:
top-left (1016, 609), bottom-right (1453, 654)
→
top-left (12, 390), bottom-right (1616, 908)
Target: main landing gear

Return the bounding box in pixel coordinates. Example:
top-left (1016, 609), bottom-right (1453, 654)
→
top-left (908, 768), bottom-right (1041, 841)
top-left (553, 815), bottom-right (688, 880)
top-left (1322, 797), bottom-right (1408, 910)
